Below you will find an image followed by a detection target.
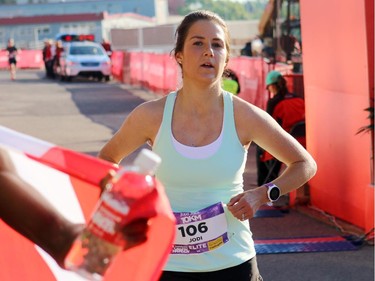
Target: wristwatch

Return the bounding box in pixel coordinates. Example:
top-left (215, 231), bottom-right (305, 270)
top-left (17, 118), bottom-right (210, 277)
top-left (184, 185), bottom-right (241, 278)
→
top-left (265, 183), bottom-right (281, 202)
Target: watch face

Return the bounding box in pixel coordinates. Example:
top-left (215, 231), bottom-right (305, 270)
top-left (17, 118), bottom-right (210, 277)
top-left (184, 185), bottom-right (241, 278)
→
top-left (269, 187), bottom-right (280, 201)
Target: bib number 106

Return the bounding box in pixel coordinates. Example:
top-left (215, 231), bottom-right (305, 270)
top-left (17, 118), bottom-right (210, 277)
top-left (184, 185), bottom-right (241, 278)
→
top-left (178, 222), bottom-right (208, 237)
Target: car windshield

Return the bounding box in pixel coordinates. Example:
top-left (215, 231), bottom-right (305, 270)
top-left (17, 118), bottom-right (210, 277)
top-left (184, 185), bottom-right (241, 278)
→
top-left (70, 45), bottom-right (105, 56)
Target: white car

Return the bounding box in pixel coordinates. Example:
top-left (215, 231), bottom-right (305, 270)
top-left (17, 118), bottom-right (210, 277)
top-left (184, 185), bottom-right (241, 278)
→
top-left (58, 41), bottom-right (111, 82)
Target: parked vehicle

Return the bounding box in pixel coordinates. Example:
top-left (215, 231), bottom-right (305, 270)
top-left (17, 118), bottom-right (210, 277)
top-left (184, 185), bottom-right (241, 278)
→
top-left (57, 41), bottom-right (111, 82)
top-left (55, 33), bottom-right (95, 43)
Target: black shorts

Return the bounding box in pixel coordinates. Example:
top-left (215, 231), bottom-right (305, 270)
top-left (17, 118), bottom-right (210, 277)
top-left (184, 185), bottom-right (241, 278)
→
top-left (159, 257), bottom-right (263, 281)
top-left (8, 58), bottom-right (16, 66)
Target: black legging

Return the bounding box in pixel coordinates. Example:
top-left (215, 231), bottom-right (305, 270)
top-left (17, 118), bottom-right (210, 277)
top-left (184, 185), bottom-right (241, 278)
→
top-left (159, 257), bottom-right (263, 281)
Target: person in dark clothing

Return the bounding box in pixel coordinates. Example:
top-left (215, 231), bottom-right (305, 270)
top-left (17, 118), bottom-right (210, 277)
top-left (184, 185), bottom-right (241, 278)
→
top-left (240, 41), bottom-right (252, 56)
top-left (101, 39), bottom-right (112, 58)
top-left (42, 39), bottom-right (54, 78)
top-left (256, 70), bottom-right (305, 186)
top-left (6, 39), bottom-right (18, 80)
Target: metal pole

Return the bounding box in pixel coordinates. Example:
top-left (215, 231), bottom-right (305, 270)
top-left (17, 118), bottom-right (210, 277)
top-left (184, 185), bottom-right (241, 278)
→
top-left (34, 27), bottom-right (39, 49)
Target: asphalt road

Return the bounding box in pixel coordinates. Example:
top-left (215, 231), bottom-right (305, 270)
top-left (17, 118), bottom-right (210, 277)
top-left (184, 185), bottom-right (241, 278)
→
top-left (0, 69), bottom-right (374, 281)
top-left (0, 68), bottom-right (154, 162)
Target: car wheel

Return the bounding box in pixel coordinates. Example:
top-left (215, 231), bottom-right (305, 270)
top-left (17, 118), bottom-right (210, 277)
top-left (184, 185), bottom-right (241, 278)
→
top-left (104, 76), bottom-right (110, 82)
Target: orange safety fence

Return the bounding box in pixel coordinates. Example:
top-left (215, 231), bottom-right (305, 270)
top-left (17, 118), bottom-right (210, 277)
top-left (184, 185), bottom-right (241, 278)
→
top-left (228, 56), bottom-right (269, 109)
top-left (0, 50), bottom-right (44, 69)
top-left (0, 125), bottom-right (176, 281)
top-left (111, 50), bottom-right (293, 110)
top-left (1, 48), bottom-right (293, 111)
top-left (110, 50), bottom-right (125, 82)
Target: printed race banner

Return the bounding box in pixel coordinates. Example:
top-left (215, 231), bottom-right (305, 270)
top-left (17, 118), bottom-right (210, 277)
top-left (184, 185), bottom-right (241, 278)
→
top-left (0, 125), bottom-right (175, 281)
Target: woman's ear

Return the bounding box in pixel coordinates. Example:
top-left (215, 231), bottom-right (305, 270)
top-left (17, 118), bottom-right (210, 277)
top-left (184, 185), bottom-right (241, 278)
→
top-left (175, 53), bottom-right (182, 64)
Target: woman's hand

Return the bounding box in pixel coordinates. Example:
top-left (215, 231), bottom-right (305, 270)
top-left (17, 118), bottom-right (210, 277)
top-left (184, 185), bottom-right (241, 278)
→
top-left (227, 187), bottom-right (268, 221)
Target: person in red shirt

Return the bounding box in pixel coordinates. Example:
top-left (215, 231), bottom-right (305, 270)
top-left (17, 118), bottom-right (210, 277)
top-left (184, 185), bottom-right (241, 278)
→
top-left (256, 70), bottom-right (305, 186)
top-left (42, 39), bottom-right (54, 78)
top-left (101, 39), bottom-right (112, 58)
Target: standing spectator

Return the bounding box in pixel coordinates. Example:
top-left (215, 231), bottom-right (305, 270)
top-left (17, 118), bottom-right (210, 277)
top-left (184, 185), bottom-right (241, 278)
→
top-left (222, 68), bottom-right (240, 95)
top-left (53, 40), bottom-right (64, 76)
top-left (98, 10), bottom-right (316, 280)
top-left (101, 39), bottom-right (112, 58)
top-left (256, 70), bottom-right (306, 186)
top-left (42, 39), bottom-right (54, 78)
top-left (6, 38), bottom-right (18, 80)
top-left (240, 41), bottom-right (252, 56)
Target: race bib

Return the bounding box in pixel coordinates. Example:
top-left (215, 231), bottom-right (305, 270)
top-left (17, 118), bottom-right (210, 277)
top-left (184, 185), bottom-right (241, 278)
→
top-left (171, 202), bottom-right (229, 255)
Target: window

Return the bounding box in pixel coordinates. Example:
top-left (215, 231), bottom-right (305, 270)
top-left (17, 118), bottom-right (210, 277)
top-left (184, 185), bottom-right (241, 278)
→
top-left (60, 23), bottom-right (95, 36)
top-left (70, 45), bottom-right (104, 56)
top-left (37, 26), bottom-right (51, 36)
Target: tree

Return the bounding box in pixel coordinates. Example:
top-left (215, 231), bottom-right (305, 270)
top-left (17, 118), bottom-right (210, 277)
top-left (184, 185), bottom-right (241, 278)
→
top-left (0, 0), bottom-right (17, 4)
top-left (178, 0), bottom-right (267, 20)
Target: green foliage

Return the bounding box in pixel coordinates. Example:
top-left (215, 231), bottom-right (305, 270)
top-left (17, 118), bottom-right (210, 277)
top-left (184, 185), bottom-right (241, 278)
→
top-left (178, 0), bottom-right (268, 20)
top-left (357, 100), bottom-right (374, 135)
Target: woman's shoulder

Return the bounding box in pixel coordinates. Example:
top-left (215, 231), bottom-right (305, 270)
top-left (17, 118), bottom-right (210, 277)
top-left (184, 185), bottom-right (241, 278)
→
top-left (232, 95), bottom-right (285, 145)
top-left (130, 94), bottom-right (171, 128)
top-left (232, 95), bottom-right (274, 133)
top-left (132, 93), bottom-right (176, 141)
top-left (133, 95), bottom-right (165, 116)
top-left (232, 95), bottom-right (266, 118)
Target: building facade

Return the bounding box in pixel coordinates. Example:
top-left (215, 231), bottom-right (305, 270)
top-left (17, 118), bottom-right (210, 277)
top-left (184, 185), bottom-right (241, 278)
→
top-left (0, 0), bottom-right (165, 18)
top-left (0, 0), bottom-right (168, 49)
top-left (0, 0), bottom-right (259, 55)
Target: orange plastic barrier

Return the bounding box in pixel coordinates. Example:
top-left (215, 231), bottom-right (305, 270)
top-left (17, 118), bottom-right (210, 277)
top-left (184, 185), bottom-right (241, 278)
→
top-left (0, 50), bottom-right (8, 69)
top-left (284, 74), bottom-right (304, 98)
top-left (123, 52), bottom-right (178, 94)
top-left (128, 52), bottom-right (144, 86)
top-left (301, 0), bottom-right (373, 232)
top-left (0, 125), bottom-right (176, 281)
top-left (111, 51), bottom-right (125, 82)
top-left (163, 54), bottom-right (180, 93)
top-left (228, 57), bottom-right (269, 109)
top-left (115, 51), bottom-right (291, 109)
top-left (0, 50), bottom-right (44, 69)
